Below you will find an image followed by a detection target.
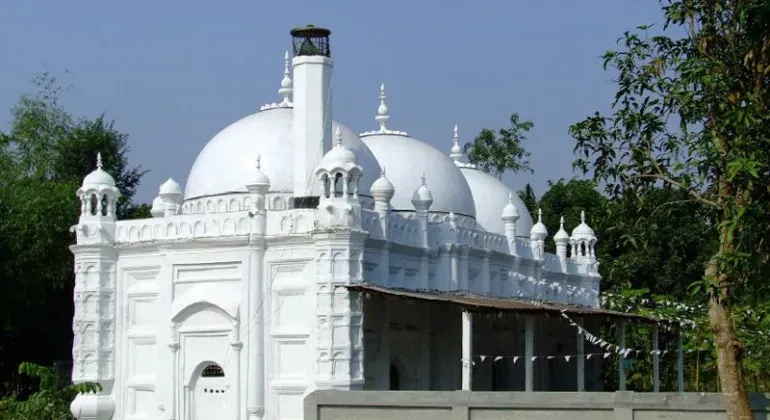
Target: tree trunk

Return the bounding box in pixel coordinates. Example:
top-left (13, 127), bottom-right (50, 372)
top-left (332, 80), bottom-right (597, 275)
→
top-left (706, 263), bottom-right (753, 420)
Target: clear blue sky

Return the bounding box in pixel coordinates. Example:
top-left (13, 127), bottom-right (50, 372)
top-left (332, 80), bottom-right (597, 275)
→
top-left (0, 0), bottom-right (665, 204)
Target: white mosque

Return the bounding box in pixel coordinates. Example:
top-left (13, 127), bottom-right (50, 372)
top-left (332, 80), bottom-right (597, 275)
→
top-left (68, 26), bottom-right (614, 420)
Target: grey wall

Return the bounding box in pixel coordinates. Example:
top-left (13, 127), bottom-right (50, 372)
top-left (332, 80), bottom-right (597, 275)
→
top-left (304, 391), bottom-right (770, 420)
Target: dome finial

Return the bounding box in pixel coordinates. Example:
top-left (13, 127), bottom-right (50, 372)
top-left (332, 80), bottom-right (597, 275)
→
top-left (278, 50), bottom-right (293, 106)
top-left (580, 210), bottom-right (586, 224)
top-left (381, 166), bottom-right (386, 177)
top-left (421, 172), bottom-right (427, 186)
top-left (450, 124), bottom-right (463, 161)
top-left (334, 126), bottom-right (343, 147)
top-left (560, 215), bottom-right (565, 229)
top-left (96, 152), bottom-right (103, 169)
top-left (375, 83), bottom-right (390, 132)
top-left (256, 153), bottom-right (262, 171)
top-left (537, 208), bottom-right (544, 223)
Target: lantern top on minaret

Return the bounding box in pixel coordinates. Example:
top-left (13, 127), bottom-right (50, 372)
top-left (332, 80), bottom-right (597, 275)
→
top-left (290, 25), bottom-right (332, 57)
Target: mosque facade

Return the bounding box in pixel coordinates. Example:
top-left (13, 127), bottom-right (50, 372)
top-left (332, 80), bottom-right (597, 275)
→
top-left (69, 26), bottom-right (605, 420)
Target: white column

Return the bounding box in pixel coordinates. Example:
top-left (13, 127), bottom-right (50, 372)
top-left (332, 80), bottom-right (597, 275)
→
top-left (461, 310), bottom-right (473, 390)
top-left (618, 321), bottom-right (626, 391)
top-left (168, 341), bottom-right (179, 420)
top-left (525, 315), bottom-right (534, 392)
top-left (652, 324), bottom-right (660, 392)
top-left (576, 317), bottom-right (585, 392)
top-left (677, 326), bottom-right (685, 392)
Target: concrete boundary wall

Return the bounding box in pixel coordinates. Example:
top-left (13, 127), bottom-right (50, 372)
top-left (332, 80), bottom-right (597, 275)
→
top-left (304, 390), bottom-right (770, 420)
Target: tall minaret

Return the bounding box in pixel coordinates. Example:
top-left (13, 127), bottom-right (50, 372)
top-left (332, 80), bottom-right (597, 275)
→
top-left (290, 25), bottom-right (334, 208)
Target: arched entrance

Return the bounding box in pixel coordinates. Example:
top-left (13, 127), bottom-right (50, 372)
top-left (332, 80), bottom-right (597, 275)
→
top-left (193, 363), bottom-right (227, 419)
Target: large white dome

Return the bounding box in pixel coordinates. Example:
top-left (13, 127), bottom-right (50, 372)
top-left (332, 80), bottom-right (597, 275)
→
top-left (361, 132), bottom-right (476, 217)
top-left (459, 167), bottom-right (533, 237)
top-left (184, 107), bottom-right (381, 200)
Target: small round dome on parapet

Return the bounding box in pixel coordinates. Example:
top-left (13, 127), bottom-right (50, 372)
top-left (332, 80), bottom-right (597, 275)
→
top-left (249, 154), bottom-right (271, 187)
top-left (322, 127), bottom-right (357, 165)
top-left (530, 208), bottom-right (549, 240)
top-left (571, 210), bottom-right (596, 241)
top-left (554, 216), bottom-right (570, 243)
top-left (150, 196), bottom-right (165, 218)
top-left (370, 168), bottom-right (395, 202)
top-left (501, 192), bottom-right (520, 222)
top-left (159, 178), bottom-right (183, 196)
top-left (82, 153), bottom-right (116, 187)
top-left (411, 173), bottom-right (434, 209)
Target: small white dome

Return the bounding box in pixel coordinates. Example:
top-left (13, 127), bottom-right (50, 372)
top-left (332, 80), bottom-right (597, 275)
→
top-left (571, 211), bottom-right (596, 241)
top-left (82, 154), bottom-right (115, 187)
top-left (362, 133), bottom-right (476, 217)
top-left (322, 127), bottom-right (357, 165)
top-left (501, 193), bottom-right (519, 222)
top-left (150, 196), bottom-right (164, 218)
top-left (530, 208), bottom-right (549, 240)
top-left (370, 169), bottom-right (395, 202)
top-left (247, 156), bottom-right (270, 188)
top-left (159, 178), bottom-right (182, 196)
top-left (459, 167), bottom-right (532, 237)
top-left (411, 175), bottom-right (433, 209)
top-left (184, 107), bottom-right (381, 200)
top-left (554, 216), bottom-right (570, 243)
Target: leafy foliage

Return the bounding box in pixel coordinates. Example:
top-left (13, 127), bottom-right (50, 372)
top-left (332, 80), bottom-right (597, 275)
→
top-left (0, 73), bottom-right (149, 397)
top-left (569, 1), bottom-right (770, 416)
top-left (0, 362), bottom-right (99, 420)
top-left (463, 112), bottom-right (534, 177)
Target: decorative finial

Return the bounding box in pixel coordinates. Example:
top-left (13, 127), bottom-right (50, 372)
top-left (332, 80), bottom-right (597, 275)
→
top-left (335, 126), bottom-right (343, 147)
top-left (581, 210), bottom-right (586, 224)
top-left (278, 50), bottom-right (293, 106)
top-left (381, 166), bottom-right (386, 177)
top-left (560, 215), bottom-right (565, 228)
top-left (375, 83), bottom-right (390, 132)
top-left (450, 124), bottom-right (463, 161)
top-left (421, 172), bottom-right (427, 186)
top-left (508, 191), bottom-right (515, 203)
top-left (96, 152), bottom-right (103, 169)
top-left (537, 208), bottom-right (543, 223)
top-left (256, 153), bottom-right (262, 171)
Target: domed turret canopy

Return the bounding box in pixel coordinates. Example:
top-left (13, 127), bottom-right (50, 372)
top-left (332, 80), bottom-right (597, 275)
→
top-left (82, 153), bottom-right (116, 188)
top-left (571, 210), bottom-right (596, 242)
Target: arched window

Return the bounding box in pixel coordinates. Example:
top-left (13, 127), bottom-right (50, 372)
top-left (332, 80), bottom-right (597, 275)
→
top-left (201, 364), bottom-right (224, 378)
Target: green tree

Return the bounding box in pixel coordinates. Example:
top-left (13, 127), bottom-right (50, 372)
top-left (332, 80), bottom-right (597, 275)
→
top-left (0, 73), bottom-right (149, 397)
top-left (516, 183), bottom-right (538, 220)
top-left (0, 363), bottom-right (99, 420)
top-left (463, 112), bottom-right (534, 178)
top-left (569, 1), bottom-right (770, 417)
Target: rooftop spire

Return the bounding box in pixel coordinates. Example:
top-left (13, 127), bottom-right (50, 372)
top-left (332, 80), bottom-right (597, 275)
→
top-left (334, 126), bottom-right (343, 147)
top-left (450, 124), bottom-right (463, 161)
top-left (421, 172), bottom-right (427, 186)
top-left (278, 50), bottom-right (293, 106)
top-left (580, 210), bottom-right (586, 224)
top-left (256, 153), bottom-right (262, 171)
top-left (96, 152), bottom-right (103, 169)
top-left (375, 83), bottom-right (390, 132)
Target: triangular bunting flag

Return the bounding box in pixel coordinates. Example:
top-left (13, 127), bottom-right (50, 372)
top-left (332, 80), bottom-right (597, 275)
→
top-left (547, 356), bottom-right (554, 360)
top-left (531, 356), bottom-right (537, 362)
top-left (480, 355), bottom-right (486, 362)
top-left (565, 355), bottom-right (571, 362)
top-left (513, 356), bottom-right (520, 365)
top-left (604, 352), bottom-right (611, 359)
top-left (587, 354), bottom-right (593, 360)
top-left (494, 356), bottom-right (503, 362)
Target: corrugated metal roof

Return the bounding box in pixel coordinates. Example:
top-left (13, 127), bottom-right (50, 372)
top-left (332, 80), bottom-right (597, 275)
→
top-left (345, 283), bottom-right (669, 324)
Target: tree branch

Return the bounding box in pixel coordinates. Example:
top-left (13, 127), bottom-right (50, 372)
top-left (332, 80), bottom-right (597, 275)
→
top-left (631, 173), bottom-right (719, 208)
